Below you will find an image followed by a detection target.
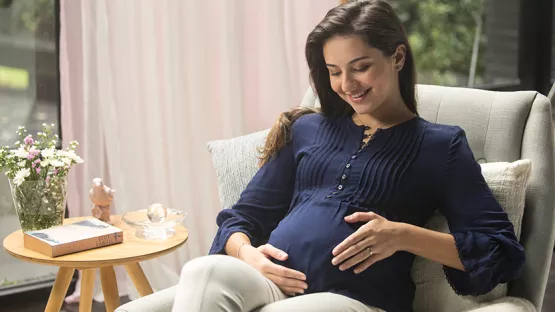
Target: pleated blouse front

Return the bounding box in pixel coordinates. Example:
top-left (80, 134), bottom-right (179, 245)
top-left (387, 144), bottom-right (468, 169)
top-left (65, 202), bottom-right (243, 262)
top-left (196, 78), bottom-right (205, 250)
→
top-left (209, 113), bottom-right (525, 312)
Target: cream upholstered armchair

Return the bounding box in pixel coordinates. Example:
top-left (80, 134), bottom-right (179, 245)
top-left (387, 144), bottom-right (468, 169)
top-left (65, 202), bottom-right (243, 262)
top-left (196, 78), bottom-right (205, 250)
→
top-left (116, 85), bottom-right (555, 312)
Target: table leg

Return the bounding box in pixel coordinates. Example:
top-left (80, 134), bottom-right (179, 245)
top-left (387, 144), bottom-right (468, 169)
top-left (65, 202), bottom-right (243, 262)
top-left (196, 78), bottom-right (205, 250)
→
top-left (79, 269), bottom-right (96, 312)
top-left (124, 262), bottom-right (154, 296)
top-left (100, 266), bottom-right (121, 312)
top-left (45, 267), bottom-right (75, 312)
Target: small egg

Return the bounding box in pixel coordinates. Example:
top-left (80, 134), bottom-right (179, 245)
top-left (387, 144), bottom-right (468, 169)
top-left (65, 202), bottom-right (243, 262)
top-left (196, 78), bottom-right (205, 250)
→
top-left (147, 203), bottom-right (167, 223)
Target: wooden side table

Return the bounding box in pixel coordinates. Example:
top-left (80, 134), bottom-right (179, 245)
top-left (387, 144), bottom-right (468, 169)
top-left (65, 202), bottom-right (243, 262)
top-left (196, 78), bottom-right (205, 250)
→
top-left (2, 215), bottom-right (188, 312)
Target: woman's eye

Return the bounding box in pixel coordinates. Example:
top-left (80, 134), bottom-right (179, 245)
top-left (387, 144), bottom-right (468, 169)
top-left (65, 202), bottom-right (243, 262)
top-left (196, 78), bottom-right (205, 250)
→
top-left (354, 65), bottom-right (370, 72)
top-left (330, 71), bottom-right (341, 77)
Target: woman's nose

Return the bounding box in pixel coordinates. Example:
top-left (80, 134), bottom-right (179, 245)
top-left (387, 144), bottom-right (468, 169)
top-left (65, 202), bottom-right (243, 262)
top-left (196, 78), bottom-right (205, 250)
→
top-left (341, 74), bottom-right (360, 93)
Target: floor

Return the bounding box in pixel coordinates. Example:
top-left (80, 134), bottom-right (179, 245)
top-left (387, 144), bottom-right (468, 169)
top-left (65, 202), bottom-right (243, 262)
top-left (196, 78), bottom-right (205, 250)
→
top-left (0, 284), bottom-right (130, 312)
top-left (3, 256), bottom-right (555, 312)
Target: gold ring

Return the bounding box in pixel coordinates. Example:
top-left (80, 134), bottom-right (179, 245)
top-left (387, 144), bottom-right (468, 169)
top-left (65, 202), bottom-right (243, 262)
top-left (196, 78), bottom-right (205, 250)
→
top-left (367, 247), bottom-right (373, 257)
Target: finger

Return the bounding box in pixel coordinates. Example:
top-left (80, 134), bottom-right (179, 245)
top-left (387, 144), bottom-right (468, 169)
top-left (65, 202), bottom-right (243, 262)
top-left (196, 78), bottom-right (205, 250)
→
top-left (344, 211), bottom-right (379, 223)
top-left (259, 244), bottom-right (288, 261)
top-left (353, 252), bottom-right (386, 274)
top-left (332, 225), bottom-right (374, 257)
top-left (266, 272), bottom-right (308, 290)
top-left (338, 247), bottom-right (372, 271)
top-left (266, 262), bottom-right (307, 281)
top-left (332, 237), bottom-right (372, 265)
top-left (280, 286), bottom-right (305, 295)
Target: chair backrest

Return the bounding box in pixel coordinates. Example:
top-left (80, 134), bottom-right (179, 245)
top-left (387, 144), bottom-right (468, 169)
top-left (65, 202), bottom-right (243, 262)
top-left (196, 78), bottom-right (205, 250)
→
top-left (300, 84), bottom-right (555, 311)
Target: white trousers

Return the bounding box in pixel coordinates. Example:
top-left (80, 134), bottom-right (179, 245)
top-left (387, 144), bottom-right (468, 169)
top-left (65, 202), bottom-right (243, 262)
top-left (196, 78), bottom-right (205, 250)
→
top-left (171, 255), bottom-right (383, 312)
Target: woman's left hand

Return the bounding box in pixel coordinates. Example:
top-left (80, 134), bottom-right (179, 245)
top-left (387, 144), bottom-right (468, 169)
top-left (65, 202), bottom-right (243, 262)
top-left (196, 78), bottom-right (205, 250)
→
top-left (331, 212), bottom-right (407, 274)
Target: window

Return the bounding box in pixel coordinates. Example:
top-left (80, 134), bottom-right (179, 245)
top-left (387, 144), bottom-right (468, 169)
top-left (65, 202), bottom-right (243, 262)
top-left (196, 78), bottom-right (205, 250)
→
top-left (0, 0), bottom-right (60, 147)
top-left (391, 0), bottom-right (555, 94)
top-left (0, 0), bottom-right (61, 295)
top-left (391, 0), bottom-right (520, 88)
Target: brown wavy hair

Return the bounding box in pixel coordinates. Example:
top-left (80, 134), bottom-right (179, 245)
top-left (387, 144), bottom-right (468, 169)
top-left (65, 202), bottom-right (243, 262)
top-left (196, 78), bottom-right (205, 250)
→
top-left (259, 0), bottom-right (417, 167)
top-left (259, 107), bottom-right (317, 166)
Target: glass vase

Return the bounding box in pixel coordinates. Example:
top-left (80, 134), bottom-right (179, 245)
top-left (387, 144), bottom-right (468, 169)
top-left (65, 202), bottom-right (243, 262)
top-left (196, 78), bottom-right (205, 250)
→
top-left (8, 176), bottom-right (68, 232)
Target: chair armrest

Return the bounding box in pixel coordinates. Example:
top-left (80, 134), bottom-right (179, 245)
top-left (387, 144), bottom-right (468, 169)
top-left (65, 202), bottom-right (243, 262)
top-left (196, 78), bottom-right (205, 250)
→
top-left (464, 297), bottom-right (536, 312)
top-left (115, 285), bottom-right (177, 312)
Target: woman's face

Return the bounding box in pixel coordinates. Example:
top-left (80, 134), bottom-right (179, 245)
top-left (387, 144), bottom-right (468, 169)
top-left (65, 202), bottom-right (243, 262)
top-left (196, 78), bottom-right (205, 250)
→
top-left (323, 35), bottom-right (403, 115)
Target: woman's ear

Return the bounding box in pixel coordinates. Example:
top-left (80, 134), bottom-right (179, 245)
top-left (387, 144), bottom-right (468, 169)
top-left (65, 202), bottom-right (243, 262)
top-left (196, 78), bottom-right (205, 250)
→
top-left (393, 44), bottom-right (406, 72)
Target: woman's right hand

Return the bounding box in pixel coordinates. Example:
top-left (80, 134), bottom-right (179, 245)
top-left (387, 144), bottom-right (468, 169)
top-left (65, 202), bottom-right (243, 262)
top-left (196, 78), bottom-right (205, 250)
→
top-left (239, 243), bottom-right (308, 296)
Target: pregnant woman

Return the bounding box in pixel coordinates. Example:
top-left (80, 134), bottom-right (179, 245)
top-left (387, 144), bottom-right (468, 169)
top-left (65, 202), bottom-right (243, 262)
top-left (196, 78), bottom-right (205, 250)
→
top-left (172, 1), bottom-right (525, 311)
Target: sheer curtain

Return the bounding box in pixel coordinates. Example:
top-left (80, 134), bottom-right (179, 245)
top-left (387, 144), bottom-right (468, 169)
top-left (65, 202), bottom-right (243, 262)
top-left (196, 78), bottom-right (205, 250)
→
top-left (60, 0), bottom-right (337, 300)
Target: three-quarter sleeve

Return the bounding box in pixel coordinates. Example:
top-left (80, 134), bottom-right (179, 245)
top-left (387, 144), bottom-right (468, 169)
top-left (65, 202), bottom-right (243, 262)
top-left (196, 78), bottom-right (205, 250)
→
top-left (208, 141), bottom-right (297, 255)
top-left (439, 128), bottom-right (525, 296)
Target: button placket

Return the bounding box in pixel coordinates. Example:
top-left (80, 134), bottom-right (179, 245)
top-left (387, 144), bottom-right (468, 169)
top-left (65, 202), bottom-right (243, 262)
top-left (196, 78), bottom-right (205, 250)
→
top-left (326, 152), bottom-right (360, 199)
top-left (340, 162), bottom-right (352, 189)
top-left (326, 124), bottom-right (375, 200)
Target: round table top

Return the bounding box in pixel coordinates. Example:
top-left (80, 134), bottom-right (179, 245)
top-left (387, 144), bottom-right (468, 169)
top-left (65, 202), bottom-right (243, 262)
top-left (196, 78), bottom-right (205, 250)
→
top-left (2, 215), bottom-right (188, 268)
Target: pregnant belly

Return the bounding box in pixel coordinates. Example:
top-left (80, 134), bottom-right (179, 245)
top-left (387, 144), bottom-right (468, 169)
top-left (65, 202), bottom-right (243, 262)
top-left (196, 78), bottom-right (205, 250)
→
top-left (266, 202), bottom-right (360, 292)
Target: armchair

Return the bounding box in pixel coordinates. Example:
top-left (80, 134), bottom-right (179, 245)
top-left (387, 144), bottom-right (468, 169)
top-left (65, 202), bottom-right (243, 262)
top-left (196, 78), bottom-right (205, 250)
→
top-left (117, 85), bottom-right (555, 312)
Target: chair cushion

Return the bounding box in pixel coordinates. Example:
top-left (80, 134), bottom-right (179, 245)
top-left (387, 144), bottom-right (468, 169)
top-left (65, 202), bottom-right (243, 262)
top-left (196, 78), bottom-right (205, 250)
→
top-left (207, 129), bottom-right (269, 209)
top-left (412, 159), bottom-right (531, 312)
top-left (207, 129), bottom-right (531, 312)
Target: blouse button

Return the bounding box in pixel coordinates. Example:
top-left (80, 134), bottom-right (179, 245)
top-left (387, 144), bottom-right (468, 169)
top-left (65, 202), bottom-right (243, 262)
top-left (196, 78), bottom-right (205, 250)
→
top-left (346, 164), bottom-right (351, 168)
top-left (351, 155), bottom-right (356, 159)
top-left (341, 174), bottom-right (347, 180)
top-left (338, 185), bottom-right (343, 190)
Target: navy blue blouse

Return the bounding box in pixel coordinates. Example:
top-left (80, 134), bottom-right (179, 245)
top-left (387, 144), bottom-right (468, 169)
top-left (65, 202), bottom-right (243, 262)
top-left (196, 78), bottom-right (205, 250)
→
top-left (209, 113), bottom-right (525, 312)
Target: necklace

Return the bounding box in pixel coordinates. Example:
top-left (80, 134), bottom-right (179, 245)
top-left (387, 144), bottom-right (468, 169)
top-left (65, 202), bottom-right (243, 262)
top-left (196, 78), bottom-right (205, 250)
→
top-left (353, 114), bottom-right (381, 149)
top-left (353, 113), bottom-right (417, 149)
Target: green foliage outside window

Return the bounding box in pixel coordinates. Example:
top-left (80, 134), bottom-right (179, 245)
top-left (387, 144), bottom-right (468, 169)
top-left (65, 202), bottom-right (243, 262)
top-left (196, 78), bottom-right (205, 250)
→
top-left (391, 0), bottom-right (486, 86)
top-left (0, 0), bottom-right (55, 41)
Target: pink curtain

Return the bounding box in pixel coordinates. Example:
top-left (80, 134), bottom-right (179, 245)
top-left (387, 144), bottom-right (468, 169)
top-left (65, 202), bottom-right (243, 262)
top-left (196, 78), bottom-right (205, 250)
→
top-left (60, 0), bottom-right (337, 299)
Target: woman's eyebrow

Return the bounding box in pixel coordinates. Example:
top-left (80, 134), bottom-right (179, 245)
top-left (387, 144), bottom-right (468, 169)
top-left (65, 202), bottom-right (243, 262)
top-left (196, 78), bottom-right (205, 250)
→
top-left (325, 56), bottom-right (371, 67)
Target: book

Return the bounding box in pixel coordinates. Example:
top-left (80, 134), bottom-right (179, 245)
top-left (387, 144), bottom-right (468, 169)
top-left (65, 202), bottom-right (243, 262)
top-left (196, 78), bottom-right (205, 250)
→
top-left (23, 218), bottom-right (124, 257)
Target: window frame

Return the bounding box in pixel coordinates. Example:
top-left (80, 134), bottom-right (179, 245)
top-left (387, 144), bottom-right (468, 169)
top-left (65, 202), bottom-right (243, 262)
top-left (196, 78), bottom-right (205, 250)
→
top-left (488, 0), bottom-right (554, 94)
top-left (0, 0), bottom-right (72, 299)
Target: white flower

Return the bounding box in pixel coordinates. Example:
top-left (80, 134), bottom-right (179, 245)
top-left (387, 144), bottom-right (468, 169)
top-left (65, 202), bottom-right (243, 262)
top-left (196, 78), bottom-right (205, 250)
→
top-left (74, 155), bottom-right (84, 163)
top-left (18, 160), bottom-right (26, 167)
top-left (61, 157), bottom-right (72, 165)
top-left (41, 149), bottom-right (56, 158)
top-left (50, 160), bottom-right (65, 167)
top-left (56, 150), bottom-right (72, 158)
top-left (13, 168), bottom-right (30, 186)
top-left (57, 150), bottom-right (84, 163)
top-left (12, 148), bottom-right (29, 159)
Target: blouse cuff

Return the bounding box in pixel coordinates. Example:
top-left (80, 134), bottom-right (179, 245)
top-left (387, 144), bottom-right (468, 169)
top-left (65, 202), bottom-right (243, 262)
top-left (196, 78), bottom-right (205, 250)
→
top-left (443, 232), bottom-right (525, 296)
